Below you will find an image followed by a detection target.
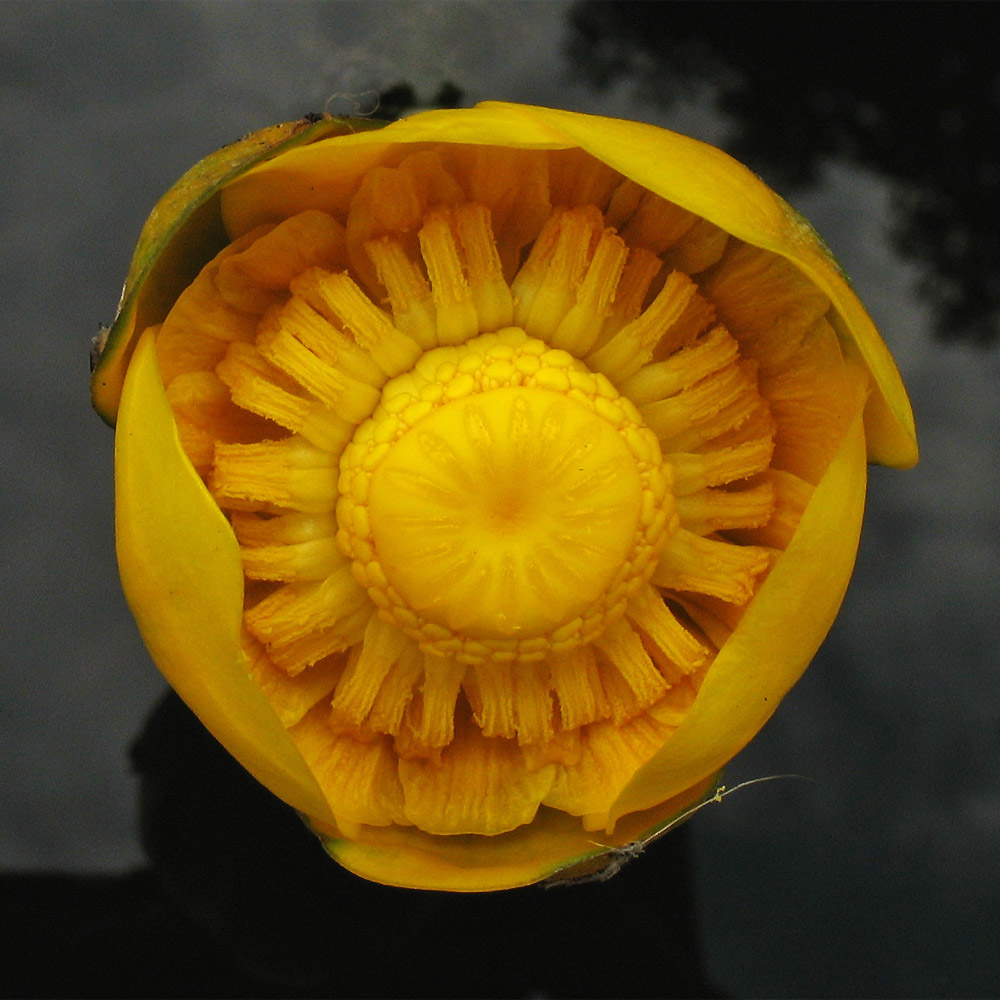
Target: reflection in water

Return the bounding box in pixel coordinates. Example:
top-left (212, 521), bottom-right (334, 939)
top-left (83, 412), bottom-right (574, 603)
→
top-left (134, 692), bottom-right (715, 998)
top-left (566, 1), bottom-right (1000, 345)
top-left (375, 81), bottom-right (465, 120)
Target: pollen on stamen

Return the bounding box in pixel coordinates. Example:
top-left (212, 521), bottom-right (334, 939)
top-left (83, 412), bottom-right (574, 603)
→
top-left (595, 248), bottom-right (662, 349)
top-left (246, 572), bottom-right (372, 676)
top-left (291, 268), bottom-right (422, 377)
top-left (697, 400), bottom-right (777, 454)
top-left (513, 206), bottom-right (604, 342)
top-left (232, 510), bottom-right (344, 582)
top-left (550, 229), bottom-right (629, 356)
top-left (514, 662), bottom-right (558, 746)
top-left (465, 663), bottom-right (517, 740)
top-left (451, 202), bottom-right (514, 333)
top-left (212, 437), bottom-right (340, 514)
top-left (216, 342), bottom-right (354, 453)
top-left (625, 584), bottom-right (711, 674)
top-left (594, 618), bottom-right (671, 715)
top-left (586, 270), bottom-right (698, 383)
top-left (255, 313), bottom-right (381, 425)
top-left (507, 208), bottom-right (567, 327)
top-left (237, 531), bottom-right (347, 583)
top-left (418, 209), bottom-right (480, 346)
top-left (620, 326), bottom-right (739, 405)
top-left (549, 646), bottom-right (611, 730)
top-left (363, 641), bottom-right (426, 738)
top-left (395, 652), bottom-right (465, 758)
top-left (467, 660), bottom-right (558, 747)
top-left (364, 236), bottom-right (439, 349)
top-left (641, 361), bottom-right (764, 452)
top-left (652, 530), bottom-right (771, 605)
top-left (667, 435), bottom-right (776, 495)
top-left (328, 615), bottom-right (411, 734)
top-left (596, 649), bottom-right (665, 726)
top-left (675, 481), bottom-right (777, 535)
top-left (273, 297), bottom-right (386, 387)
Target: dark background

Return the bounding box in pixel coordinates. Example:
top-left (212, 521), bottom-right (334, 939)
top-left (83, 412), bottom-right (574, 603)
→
top-left (2, 2), bottom-right (998, 997)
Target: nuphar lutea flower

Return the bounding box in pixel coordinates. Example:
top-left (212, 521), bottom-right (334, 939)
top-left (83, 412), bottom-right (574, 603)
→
top-left (93, 103), bottom-right (917, 890)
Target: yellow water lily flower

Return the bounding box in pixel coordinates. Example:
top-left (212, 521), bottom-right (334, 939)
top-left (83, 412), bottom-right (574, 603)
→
top-left (93, 102), bottom-right (917, 891)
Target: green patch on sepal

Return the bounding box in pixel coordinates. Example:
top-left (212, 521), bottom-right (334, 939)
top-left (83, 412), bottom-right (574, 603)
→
top-left (90, 114), bottom-right (387, 425)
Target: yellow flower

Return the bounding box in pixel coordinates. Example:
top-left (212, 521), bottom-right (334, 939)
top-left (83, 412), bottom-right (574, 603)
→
top-left (93, 102), bottom-right (917, 891)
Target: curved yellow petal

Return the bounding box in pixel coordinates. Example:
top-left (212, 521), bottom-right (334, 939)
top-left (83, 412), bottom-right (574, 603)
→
top-left (115, 329), bottom-right (333, 824)
top-left (313, 772), bottom-right (717, 892)
top-left (608, 361), bottom-right (869, 824)
top-left (227, 102), bottom-right (915, 468)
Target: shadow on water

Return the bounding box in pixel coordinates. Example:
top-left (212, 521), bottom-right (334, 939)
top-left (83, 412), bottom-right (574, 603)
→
top-left (1, 692), bottom-right (721, 999)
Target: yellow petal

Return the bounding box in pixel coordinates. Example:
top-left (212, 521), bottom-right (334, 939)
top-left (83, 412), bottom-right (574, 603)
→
top-left (398, 717), bottom-right (555, 835)
top-left (290, 705), bottom-right (407, 828)
top-left (243, 635), bottom-right (345, 728)
top-left (542, 708), bottom-right (677, 829)
top-left (608, 360), bottom-right (869, 824)
top-left (115, 328), bottom-right (332, 823)
top-left (312, 772), bottom-right (717, 892)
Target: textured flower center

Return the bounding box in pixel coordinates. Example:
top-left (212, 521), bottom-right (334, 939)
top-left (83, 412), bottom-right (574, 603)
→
top-left (338, 329), bottom-right (674, 662)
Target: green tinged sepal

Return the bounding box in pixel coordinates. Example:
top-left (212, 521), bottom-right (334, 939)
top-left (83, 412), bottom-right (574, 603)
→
top-left (90, 115), bottom-right (388, 425)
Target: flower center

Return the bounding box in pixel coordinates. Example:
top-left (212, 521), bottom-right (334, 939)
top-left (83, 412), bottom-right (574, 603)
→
top-left (338, 329), bottom-right (675, 663)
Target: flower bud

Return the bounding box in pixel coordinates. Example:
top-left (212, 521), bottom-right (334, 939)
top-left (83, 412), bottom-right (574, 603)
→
top-left (94, 103), bottom-right (916, 890)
